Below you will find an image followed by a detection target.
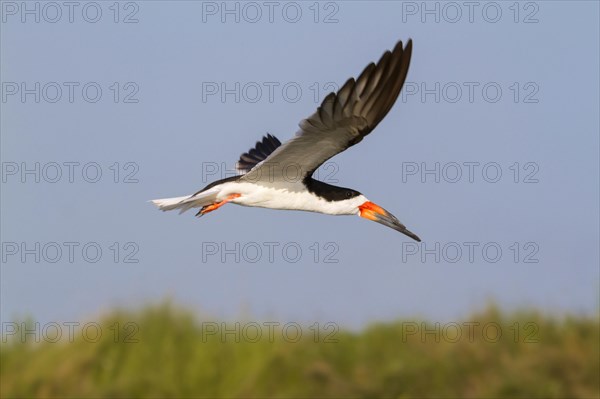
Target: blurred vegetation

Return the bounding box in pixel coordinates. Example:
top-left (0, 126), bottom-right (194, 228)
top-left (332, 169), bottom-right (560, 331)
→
top-left (1, 302), bottom-right (598, 398)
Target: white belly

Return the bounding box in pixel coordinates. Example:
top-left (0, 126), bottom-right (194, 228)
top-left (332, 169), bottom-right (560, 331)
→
top-left (216, 181), bottom-right (364, 216)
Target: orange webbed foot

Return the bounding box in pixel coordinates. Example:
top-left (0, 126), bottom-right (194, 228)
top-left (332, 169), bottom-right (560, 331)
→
top-left (196, 194), bottom-right (241, 217)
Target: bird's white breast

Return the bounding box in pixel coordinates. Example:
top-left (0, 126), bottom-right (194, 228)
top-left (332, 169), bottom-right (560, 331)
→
top-left (215, 181), bottom-right (365, 215)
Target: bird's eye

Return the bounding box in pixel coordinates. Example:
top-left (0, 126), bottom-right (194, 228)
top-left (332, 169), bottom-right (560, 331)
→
top-left (346, 191), bottom-right (352, 198)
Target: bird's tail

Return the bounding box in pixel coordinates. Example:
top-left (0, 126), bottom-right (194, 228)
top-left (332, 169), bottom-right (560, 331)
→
top-left (150, 189), bottom-right (219, 214)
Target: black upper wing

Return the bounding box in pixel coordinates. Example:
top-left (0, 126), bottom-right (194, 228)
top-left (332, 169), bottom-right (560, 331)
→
top-left (241, 39), bottom-right (412, 183)
top-left (235, 134), bottom-right (282, 174)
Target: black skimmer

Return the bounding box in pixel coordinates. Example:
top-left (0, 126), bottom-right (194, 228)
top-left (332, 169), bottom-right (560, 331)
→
top-left (152, 39), bottom-right (420, 241)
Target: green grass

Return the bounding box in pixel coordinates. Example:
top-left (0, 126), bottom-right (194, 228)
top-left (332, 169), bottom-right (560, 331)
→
top-left (1, 302), bottom-right (598, 398)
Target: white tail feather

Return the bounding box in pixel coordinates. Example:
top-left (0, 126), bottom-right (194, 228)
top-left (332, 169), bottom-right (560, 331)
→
top-left (150, 196), bottom-right (191, 211)
top-left (150, 188), bottom-right (220, 214)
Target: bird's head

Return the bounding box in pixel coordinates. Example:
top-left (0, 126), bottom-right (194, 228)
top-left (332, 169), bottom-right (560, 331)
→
top-left (307, 180), bottom-right (420, 241)
top-left (347, 194), bottom-right (420, 242)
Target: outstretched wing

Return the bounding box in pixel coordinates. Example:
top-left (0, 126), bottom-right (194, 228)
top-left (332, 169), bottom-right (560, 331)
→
top-left (241, 39), bottom-right (412, 184)
top-left (235, 134), bottom-right (282, 174)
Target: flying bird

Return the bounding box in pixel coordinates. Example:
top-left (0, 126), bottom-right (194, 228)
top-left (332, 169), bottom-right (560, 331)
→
top-left (152, 39), bottom-right (420, 241)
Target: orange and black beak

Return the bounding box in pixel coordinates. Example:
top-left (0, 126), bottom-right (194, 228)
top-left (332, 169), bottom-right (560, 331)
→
top-left (359, 202), bottom-right (421, 242)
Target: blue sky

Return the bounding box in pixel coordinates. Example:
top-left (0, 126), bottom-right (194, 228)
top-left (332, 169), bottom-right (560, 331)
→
top-left (1, 1), bottom-right (599, 328)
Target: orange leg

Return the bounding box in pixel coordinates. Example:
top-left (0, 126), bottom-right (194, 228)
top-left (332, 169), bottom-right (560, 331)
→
top-left (196, 194), bottom-right (241, 217)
